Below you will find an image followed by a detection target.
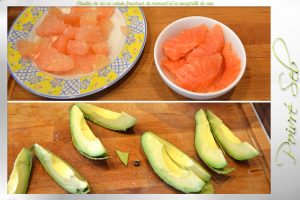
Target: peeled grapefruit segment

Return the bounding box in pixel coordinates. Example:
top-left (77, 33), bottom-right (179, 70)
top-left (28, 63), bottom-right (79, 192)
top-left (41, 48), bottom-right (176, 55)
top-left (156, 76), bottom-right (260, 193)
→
top-left (67, 40), bottom-right (89, 55)
top-left (17, 39), bottom-right (39, 59)
top-left (62, 54), bottom-right (108, 75)
top-left (63, 26), bottom-right (79, 39)
top-left (97, 7), bottom-right (115, 19)
top-left (76, 25), bottom-right (103, 44)
top-left (48, 7), bottom-right (63, 17)
top-left (80, 12), bottom-right (98, 26)
top-left (36, 14), bottom-right (65, 37)
top-left (97, 19), bottom-right (114, 40)
top-left (52, 35), bottom-right (69, 54)
top-left (91, 41), bottom-right (109, 56)
top-left (60, 13), bottom-right (81, 26)
top-left (34, 47), bottom-right (74, 72)
top-left (71, 7), bottom-right (95, 15)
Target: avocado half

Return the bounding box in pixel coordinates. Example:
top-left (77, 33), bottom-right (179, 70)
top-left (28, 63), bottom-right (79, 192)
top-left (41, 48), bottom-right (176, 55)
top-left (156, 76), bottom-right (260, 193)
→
top-left (70, 104), bottom-right (108, 160)
top-left (206, 110), bottom-right (259, 161)
top-left (32, 143), bottom-right (90, 194)
top-left (76, 103), bottom-right (136, 131)
top-left (194, 109), bottom-right (234, 174)
top-left (141, 131), bottom-right (211, 193)
top-left (7, 148), bottom-right (33, 194)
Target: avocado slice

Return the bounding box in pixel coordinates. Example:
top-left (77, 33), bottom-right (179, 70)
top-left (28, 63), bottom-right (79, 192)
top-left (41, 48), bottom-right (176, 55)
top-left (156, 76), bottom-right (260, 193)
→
top-left (141, 132), bottom-right (210, 193)
top-left (195, 109), bottom-right (235, 174)
top-left (206, 110), bottom-right (259, 161)
top-left (7, 148), bottom-right (33, 194)
top-left (76, 103), bottom-right (136, 131)
top-left (70, 105), bottom-right (108, 160)
top-left (147, 132), bottom-right (210, 182)
top-left (32, 144), bottom-right (90, 194)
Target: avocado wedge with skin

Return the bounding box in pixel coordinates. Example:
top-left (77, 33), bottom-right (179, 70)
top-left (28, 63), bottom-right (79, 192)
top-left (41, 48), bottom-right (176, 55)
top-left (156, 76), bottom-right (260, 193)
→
top-left (206, 110), bottom-right (259, 161)
top-left (70, 105), bottom-right (108, 160)
top-left (148, 132), bottom-right (210, 182)
top-left (76, 103), bottom-right (136, 131)
top-left (141, 132), bottom-right (211, 193)
top-left (7, 148), bottom-right (33, 194)
top-left (32, 144), bottom-right (90, 194)
top-left (195, 109), bottom-right (234, 174)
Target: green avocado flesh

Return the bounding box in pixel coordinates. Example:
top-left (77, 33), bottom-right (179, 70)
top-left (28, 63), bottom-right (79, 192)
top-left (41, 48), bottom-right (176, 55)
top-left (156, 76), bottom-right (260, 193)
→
top-left (195, 109), bottom-right (227, 168)
top-left (195, 110), bottom-right (234, 174)
top-left (206, 110), bottom-right (259, 161)
top-left (76, 103), bottom-right (136, 131)
top-left (141, 131), bottom-right (211, 193)
top-left (7, 148), bottom-right (33, 194)
top-left (32, 144), bottom-right (90, 194)
top-left (70, 105), bottom-right (108, 160)
top-left (200, 182), bottom-right (214, 194)
top-left (115, 150), bottom-right (129, 166)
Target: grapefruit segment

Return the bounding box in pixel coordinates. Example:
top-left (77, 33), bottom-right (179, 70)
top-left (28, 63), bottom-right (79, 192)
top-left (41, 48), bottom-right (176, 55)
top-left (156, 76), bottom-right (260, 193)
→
top-left (63, 26), bottom-right (79, 39)
top-left (17, 39), bottom-right (40, 59)
top-left (62, 54), bottom-right (109, 75)
top-left (36, 15), bottom-right (65, 37)
top-left (97, 19), bottom-right (114, 40)
top-left (48, 7), bottom-right (63, 17)
top-left (80, 12), bottom-right (98, 26)
top-left (76, 25), bottom-right (103, 44)
top-left (91, 41), bottom-right (109, 56)
top-left (52, 35), bottom-right (69, 54)
top-left (60, 13), bottom-right (81, 26)
top-left (67, 40), bottom-right (89, 55)
top-left (34, 47), bottom-right (74, 72)
top-left (97, 7), bottom-right (115, 20)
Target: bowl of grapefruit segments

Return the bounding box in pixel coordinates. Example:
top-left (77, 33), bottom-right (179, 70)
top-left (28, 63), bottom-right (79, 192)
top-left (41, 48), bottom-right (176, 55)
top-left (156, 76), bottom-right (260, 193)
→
top-left (154, 16), bottom-right (246, 100)
top-left (8, 7), bottom-right (147, 99)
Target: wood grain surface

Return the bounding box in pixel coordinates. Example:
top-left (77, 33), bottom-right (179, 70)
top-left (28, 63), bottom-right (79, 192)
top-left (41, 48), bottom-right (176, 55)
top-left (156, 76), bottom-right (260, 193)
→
top-left (7, 7), bottom-right (270, 101)
top-left (8, 103), bottom-right (270, 194)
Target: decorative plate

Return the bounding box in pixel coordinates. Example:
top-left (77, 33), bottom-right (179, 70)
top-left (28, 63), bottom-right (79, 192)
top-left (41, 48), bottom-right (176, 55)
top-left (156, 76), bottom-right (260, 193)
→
top-left (8, 7), bottom-right (147, 99)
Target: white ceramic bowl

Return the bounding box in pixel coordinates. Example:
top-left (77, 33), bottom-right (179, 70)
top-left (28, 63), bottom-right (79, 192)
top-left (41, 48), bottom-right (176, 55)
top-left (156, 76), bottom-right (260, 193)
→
top-left (154, 16), bottom-right (246, 100)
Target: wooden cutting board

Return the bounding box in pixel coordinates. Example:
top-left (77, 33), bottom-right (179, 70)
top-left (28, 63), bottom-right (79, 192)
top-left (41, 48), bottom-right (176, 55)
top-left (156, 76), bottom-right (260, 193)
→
top-left (8, 103), bottom-right (270, 194)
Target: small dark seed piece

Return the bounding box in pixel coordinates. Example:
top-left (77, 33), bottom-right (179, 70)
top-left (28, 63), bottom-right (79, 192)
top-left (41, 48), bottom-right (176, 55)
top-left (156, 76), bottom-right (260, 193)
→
top-left (134, 159), bottom-right (140, 167)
